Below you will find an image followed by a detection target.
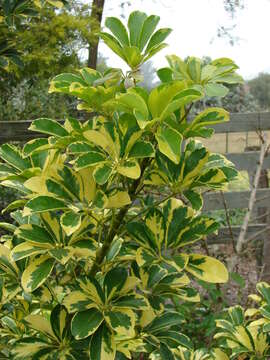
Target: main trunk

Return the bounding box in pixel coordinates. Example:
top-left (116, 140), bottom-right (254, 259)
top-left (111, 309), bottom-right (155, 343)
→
top-left (87, 0), bottom-right (105, 69)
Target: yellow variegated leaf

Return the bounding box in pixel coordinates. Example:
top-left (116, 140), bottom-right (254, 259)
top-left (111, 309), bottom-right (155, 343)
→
top-left (0, 244), bottom-right (19, 275)
top-left (24, 314), bottom-right (55, 339)
top-left (248, 325), bottom-right (269, 354)
top-left (248, 294), bottom-right (262, 303)
top-left (63, 291), bottom-right (95, 313)
top-left (245, 308), bottom-right (260, 317)
top-left (118, 276), bottom-right (140, 296)
top-left (105, 308), bottom-right (136, 337)
top-left (107, 191), bottom-right (131, 208)
top-left (211, 349), bottom-right (229, 359)
top-left (185, 254), bottom-right (228, 283)
top-left (83, 130), bottom-right (116, 158)
top-left (145, 208), bottom-right (165, 252)
top-left (41, 212), bottom-right (62, 243)
top-left (24, 175), bottom-right (47, 194)
top-left (12, 340), bottom-right (48, 359)
top-left (136, 247), bottom-right (156, 267)
top-left (140, 308), bottom-right (156, 328)
top-left (49, 247), bottom-right (72, 265)
top-left (115, 336), bottom-right (146, 358)
top-left (60, 212), bottom-right (81, 236)
top-left (90, 324), bottom-right (116, 360)
top-left (11, 242), bottom-right (47, 261)
top-left (77, 167), bottom-right (96, 203)
top-left (21, 255), bottom-right (55, 292)
top-left (78, 278), bottom-right (104, 306)
top-left (117, 160), bottom-right (140, 179)
top-left (233, 325), bottom-right (254, 351)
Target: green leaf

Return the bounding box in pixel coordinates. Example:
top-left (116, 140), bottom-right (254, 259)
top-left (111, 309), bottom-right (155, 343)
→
top-left (93, 189), bottom-right (109, 208)
top-left (99, 32), bottom-right (126, 62)
top-left (104, 308), bottom-right (135, 337)
top-left (128, 11), bottom-right (147, 47)
top-left (11, 243), bottom-right (47, 261)
top-left (24, 196), bottom-right (67, 215)
top-left (116, 90), bottom-right (149, 119)
top-left (71, 308), bottom-right (103, 340)
top-left (191, 108), bottom-right (229, 129)
top-left (74, 151), bottom-right (107, 170)
top-left (205, 83), bottom-right (229, 97)
top-left (122, 45), bottom-right (143, 68)
top-left (29, 118), bottom-right (69, 137)
top-left (145, 312), bottom-right (184, 333)
top-left (45, 178), bottom-right (73, 200)
top-left (104, 267), bottom-right (128, 299)
top-left (230, 272), bottom-right (245, 289)
top-left (148, 81), bottom-right (185, 118)
top-left (136, 247), bottom-right (156, 267)
top-left (114, 294), bottom-right (149, 310)
top-left (157, 331), bottom-right (193, 350)
top-left (50, 304), bottom-right (69, 340)
top-left (139, 15), bottom-right (160, 51)
top-left (183, 190), bottom-right (203, 210)
top-left (68, 141), bottom-right (95, 154)
top-left (186, 254), bottom-right (228, 283)
top-left (0, 222), bottom-right (16, 233)
top-left (21, 255), bottom-right (55, 292)
top-left (13, 338), bottom-right (49, 359)
top-left (106, 238), bottom-right (123, 262)
top-left (257, 282), bottom-right (270, 304)
top-left (117, 159), bottom-right (140, 179)
top-left (145, 28), bottom-right (172, 52)
top-left (147, 264), bottom-right (167, 288)
top-left (49, 248), bottom-right (72, 265)
top-left (160, 88), bottom-right (203, 121)
top-left (228, 305), bottom-right (245, 325)
top-left (126, 222), bottom-right (156, 250)
top-left (129, 141), bottom-right (155, 158)
top-left (155, 126), bottom-right (182, 164)
top-left (105, 17), bottom-right (129, 47)
top-left (15, 224), bottom-right (55, 246)
top-left (61, 211), bottom-right (81, 236)
top-left (79, 68), bottom-right (101, 85)
top-left (23, 138), bottom-right (49, 155)
top-left (49, 72), bottom-right (86, 94)
top-left (107, 190), bottom-right (131, 208)
top-left (93, 163), bottom-right (113, 185)
top-left (187, 57), bottom-right (201, 82)
top-left (63, 290), bottom-right (93, 313)
top-left (0, 144), bottom-right (30, 171)
top-left (143, 43), bottom-right (168, 63)
top-left (157, 67), bottom-right (173, 83)
top-left (160, 343), bottom-right (174, 360)
top-left (89, 323), bottom-right (116, 360)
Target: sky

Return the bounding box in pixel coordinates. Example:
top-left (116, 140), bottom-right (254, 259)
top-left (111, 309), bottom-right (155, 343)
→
top-left (97, 0), bottom-right (270, 80)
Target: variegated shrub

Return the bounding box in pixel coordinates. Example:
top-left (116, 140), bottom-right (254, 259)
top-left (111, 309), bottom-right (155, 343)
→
top-left (0, 10), bottom-right (255, 360)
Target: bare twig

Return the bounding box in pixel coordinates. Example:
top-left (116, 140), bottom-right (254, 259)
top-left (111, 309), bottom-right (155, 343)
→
top-left (236, 132), bottom-right (268, 254)
top-left (220, 190), bottom-right (236, 252)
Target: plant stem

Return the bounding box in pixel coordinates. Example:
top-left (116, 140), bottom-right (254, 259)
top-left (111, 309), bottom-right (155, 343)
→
top-left (89, 158), bottom-right (150, 277)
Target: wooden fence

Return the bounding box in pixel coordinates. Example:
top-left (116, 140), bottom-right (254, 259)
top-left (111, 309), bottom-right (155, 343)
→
top-left (1, 112), bottom-right (270, 247)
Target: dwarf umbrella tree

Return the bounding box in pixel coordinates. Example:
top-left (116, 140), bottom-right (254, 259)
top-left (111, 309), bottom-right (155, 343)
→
top-left (0, 10), bottom-right (250, 360)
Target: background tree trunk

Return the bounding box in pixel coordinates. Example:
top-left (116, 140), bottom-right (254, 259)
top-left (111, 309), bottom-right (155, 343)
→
top-left (87, 0), bottom-right (105, 69)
